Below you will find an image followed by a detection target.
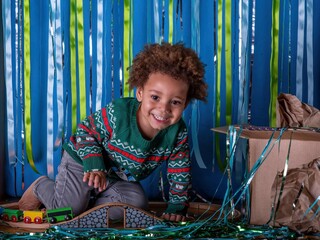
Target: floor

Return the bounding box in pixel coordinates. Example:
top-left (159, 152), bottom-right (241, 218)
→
top-left (0, 199), bottom-right (225, 236)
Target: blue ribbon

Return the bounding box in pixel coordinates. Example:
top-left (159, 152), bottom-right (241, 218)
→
top-left (306, 0), bottom-right (314, 105)
top-left (190, 0), bottom-right (205, 169)
top-left (295, 0), bottom-right (305, 100)
top-left (47, 0), bottom-right (56, 179)
top-left (191, 101), bottom-right (206, 169)
top-left (237, 0), bottom-right (249, 125)
top-left (153, 0), bottom-right (160, 43)
top-left (54, 0), bottom-right (64, 152)
top-left (95, 0), bottom-right (104, 110)
top-left (3, 0), bottom-right (16, 166)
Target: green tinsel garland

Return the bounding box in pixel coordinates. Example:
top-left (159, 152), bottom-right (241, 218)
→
top-left (0, 222), bottom-right (303, 240)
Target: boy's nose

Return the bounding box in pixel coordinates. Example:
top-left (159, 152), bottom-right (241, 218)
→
top-left (158, 102), bottom-right (170, 113)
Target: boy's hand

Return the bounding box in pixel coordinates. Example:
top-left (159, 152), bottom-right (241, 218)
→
top-left (161, 213), bottom-right (186, 222)
top-left (83, 171), bottom-right (107, 192)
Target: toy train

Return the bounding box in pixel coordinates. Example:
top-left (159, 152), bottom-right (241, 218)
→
top-left (0, 207), bottom-right (73, 224)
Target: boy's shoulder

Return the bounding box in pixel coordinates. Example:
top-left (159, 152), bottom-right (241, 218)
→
top-left (106, 97), bottom-right (138, 119)
top-left (110, 97), bottom-right (137, 107)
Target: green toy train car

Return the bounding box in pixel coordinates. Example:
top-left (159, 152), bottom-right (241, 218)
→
top-left (1, 209), bottom-right (23, 222)
top-left (46, 207), bottom-right (73, 223)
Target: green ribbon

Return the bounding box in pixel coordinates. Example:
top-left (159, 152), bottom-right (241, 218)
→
top-left (24, 0), bottom-right (39, 174)
top-left (269, 1), bottom-right (280, 127)
top-left (215, 0), bottom-right (225, 171)
top-left (215, 0), bottom-right (232, 171)
top-left (123, 0), bottom-right (133, 97)
top-left (225, 0), bottom-right (232, 125)
top-left (77, 0), bottom-right (86, 121)
top-left (70, 0), bottom-right (78, 132)
top-left (168, 0), bottom-right (173, 43)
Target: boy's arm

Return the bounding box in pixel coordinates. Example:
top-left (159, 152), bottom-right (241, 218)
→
top-left (66, 107), bottom-right (111, 172)
top-left (164, 130), bottom-right (191, 221)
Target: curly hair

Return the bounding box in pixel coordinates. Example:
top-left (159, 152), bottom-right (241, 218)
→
top-left (127, 42), bottom-right (208, 102)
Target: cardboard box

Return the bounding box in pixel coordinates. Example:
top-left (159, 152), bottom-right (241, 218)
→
top-left (212, 125), bottom-right (320, 225)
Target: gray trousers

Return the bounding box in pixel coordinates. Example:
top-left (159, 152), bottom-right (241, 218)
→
top-left (33, 151), bottom-right (148, 219)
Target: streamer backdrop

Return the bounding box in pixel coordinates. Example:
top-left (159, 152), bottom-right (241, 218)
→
top-left (1, 0), bottom-right (320, 206)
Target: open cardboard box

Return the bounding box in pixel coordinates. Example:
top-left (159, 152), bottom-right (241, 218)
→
top-left (212, 125), bottom-right (320, 225)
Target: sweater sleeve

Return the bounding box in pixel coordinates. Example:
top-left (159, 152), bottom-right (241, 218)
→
top-left (165, 128), bottom-right (191, 215)
top-left (65, 106), bottom-right (112, 172)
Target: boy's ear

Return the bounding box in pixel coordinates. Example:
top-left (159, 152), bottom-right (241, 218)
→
top-left (136, 87), bottom-right (143, 102)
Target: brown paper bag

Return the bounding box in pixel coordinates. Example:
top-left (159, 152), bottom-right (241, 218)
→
top-left (270, 157), bottom-right (320, 233)
top-left (277, 93), bottom-right (320, 128)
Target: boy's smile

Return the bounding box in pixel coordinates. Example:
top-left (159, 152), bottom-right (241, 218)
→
top-left (136, 72), bottom-right (189, 140)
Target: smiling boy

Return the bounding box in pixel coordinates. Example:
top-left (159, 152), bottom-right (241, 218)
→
top-left (19, 42), bottom-right (208, 222)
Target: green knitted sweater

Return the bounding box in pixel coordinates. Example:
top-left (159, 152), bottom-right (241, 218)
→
top-left (63, 98), bottom-right (191, 215)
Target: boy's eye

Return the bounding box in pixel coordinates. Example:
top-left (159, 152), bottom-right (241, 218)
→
top-left (171, 100), bottom-right (182, 106)
top-left (151, 95), bottom-right (159, 101)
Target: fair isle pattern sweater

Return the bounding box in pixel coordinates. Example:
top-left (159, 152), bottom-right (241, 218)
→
top-left (63, 98), bottom-right (191, 214)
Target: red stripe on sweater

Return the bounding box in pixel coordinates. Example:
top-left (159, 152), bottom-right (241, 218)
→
top-left (167, 167), bottom-right (190, 173)
top-left (170, 190), bottom-right (188, 196)
top-left (102, 108), bottom-right (113, 137)
top-left (83, 153), bottom-right (103, 159)
top-left (177, 136), bottom-right (188, 145)
top-left (108, 144), bottom-right (166, 163)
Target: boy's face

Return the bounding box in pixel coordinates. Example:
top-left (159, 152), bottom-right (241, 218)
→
top-left (136, 72), bottom-right (189, 139)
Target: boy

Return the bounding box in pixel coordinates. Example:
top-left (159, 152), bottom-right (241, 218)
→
top-left (19, 42), bottom-right (208, 222)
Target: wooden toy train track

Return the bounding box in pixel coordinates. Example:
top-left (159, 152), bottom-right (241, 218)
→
top-left (0, 201), bottom-right (241, 231)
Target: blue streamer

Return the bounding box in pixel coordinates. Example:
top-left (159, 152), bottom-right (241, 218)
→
top-left (218, 126), bottom-right (240, 221)
top-left (214, 127), bottom-right (288, 225)
top-left (235, 0), bottom-right (250, 185)
top-left (306, 0), bottom-right (313, 105)
top-left (237, 0), bottom-right (249, 124)
top-left (191, 101), bottom-right (206, 169)
top-left (304, 196), bottom-right (320, 220)
top-left (191, 0), bottom-right (200, 54)
top-left (153, 0), bottom-right (160, 43)
top-left (189, 0), bottom-right (205, 169)
top-left (54, 0), bottom-right (64, 151)
top-left (295, 0), bottom-right (305, 100)
top-left (113, 0), bottom-right (121, 99)
top-left (95, 0), bottom-right (104, 110)
top-left (49, 0), bottom-right (64, 179)
top-left (288, 0), bottom-right (292, 91)
top-left (103, 0), bottom-right (112, 105)
top-left (47, 0), bottom-right (55, 179)
top-left (15, 0), bottom-right (24, 195)
top-left (3, 0), bottom-right (16, 166)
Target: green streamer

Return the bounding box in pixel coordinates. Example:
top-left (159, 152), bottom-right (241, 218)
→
top-left (123, 0), bottom-right (133, 97)
top-left (77, 0), bottom-right (86, 121)
top-left (225, 0), bottom-right (232, 125)
top-left (168, 0), bottom-right (173, 43)
top-left (216, 0), bottom-right (222, 129)
top-left (70, 0), bottom-right (78, 132)
top-left (269, 1), bottom-right (280, 127)
top-left (24, 0), bottom-right (39, 174)
top-left (215, 0), bottom-right (226, 171)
